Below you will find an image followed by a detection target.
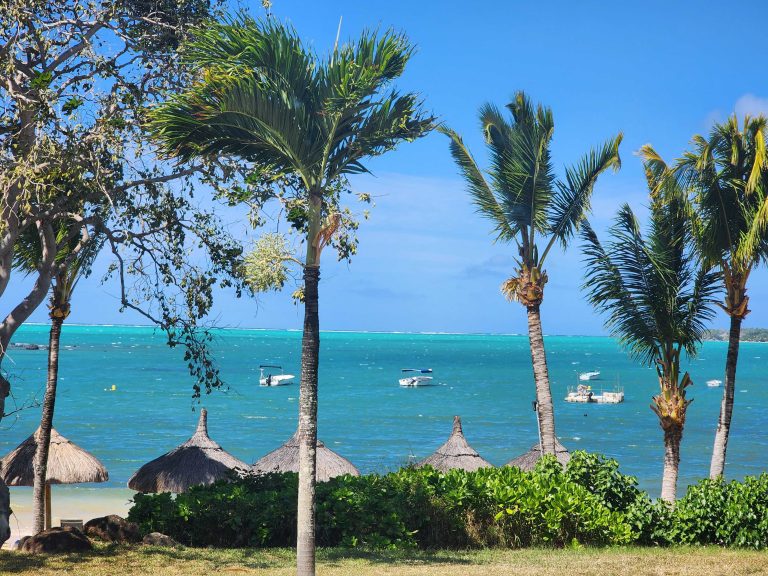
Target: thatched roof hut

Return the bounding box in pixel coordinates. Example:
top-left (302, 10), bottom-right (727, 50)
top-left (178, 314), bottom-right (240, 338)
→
top-left (0, 427), bottom-right (108, 486)
top-left (252, 429), bottom-right (359, 481)
top-left (128, 408), bottom-right (248, 493)
top-left (0, 426), bottom-right (109, 530)
top-left (506, 438), bottom-right (571, 471)
top-left (417, 416), bottom-right (493, 472)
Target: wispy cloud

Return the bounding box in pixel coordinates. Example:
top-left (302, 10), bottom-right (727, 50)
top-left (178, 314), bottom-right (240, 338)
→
top-left (734, 94), bottom-right (768, 118)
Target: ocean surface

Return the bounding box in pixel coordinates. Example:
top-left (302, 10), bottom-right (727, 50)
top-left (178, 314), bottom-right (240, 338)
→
top-left (2, 324), bottom-right (767, 499)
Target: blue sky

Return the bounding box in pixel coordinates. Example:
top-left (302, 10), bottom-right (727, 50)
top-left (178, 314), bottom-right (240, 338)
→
top-left (10, 0), bottom-right (768, 334)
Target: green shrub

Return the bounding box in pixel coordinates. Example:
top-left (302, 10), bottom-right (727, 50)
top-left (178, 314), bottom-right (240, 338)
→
top-left (669, 475), bottom-right (768, 548)
top-left (126, 456), bottom-right (768, 550)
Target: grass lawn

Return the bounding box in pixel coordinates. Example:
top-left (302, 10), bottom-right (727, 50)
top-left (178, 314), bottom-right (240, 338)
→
top-left (1, 546), bottom-right (767, 575)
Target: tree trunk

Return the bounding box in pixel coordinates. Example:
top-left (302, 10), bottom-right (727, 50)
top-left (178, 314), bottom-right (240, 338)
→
top-left (661, 424), bottom-right (682, 503)
top-left (296, 265), bottom-right (319, 576)
top-left (709, 315), bottom-right (742, 479)
top-left (32, 315), bottom-right (63, 534)
top-left (526, 303), bottom-right (556, 455)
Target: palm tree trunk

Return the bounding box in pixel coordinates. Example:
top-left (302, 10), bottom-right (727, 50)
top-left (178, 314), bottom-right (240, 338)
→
top-left (296, 265), bottom-right (319, 576)
top-left (526, 303), bottom-right (556, 455)
top-left (32, 315), bottom-right (63, 533)
top-left (661, 424), bottom-right (682, 503)
top-left (709, 315), bottom-right (741, 479)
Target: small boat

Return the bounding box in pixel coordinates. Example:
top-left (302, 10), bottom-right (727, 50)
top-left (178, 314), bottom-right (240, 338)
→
top-left (259, 365), bottom-right (295, 387)
top-left (578, 370), bottom-right (601, 381)
top-left (399, 368), bottom-right (433, 387)
top-left (707, 379), bottom-right (722, 387)
top-left (565, 382), bottom-right (624, 404)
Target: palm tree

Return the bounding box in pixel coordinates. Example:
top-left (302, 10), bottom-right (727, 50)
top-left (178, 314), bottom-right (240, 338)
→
top-left (14, 222), bottom-right (103, 533)
top-left (676, 116), bottom-right (768, 479)
top-left (441, 93), bottom-right (621, 454)
top-left (581, 150), bottom-right (719, 502)
top-left (148, 17), bottom-right (433, 576)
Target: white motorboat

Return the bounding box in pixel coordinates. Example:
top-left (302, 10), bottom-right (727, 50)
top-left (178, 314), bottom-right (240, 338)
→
top-left (706, 379), bottom-right (722, 387)
top-left (259, 365), bottom-right (295, 387)
top-left (399, 368), bottom-right (433, 387)
top-left (578, 370), bottom-right (601, 381)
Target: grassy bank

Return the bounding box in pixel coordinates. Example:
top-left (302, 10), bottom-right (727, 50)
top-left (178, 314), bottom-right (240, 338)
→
top-left (2, 546), bottom-right (768, 575)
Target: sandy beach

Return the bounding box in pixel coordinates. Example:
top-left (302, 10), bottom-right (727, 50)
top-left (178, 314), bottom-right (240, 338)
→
top-left (4, 486), bottom-right (133, 549)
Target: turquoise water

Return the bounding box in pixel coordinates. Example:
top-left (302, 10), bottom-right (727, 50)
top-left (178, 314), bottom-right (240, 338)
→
top-left (2, 325), bottom-right (767, 497)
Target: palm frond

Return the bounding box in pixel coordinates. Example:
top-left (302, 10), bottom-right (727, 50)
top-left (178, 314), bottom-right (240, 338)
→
top-left (544, 133), bottom-right (622, 256)
top-left (440, 125), bottom-right (516, 242)
top-left (580, 216), bottom-right (658, 365)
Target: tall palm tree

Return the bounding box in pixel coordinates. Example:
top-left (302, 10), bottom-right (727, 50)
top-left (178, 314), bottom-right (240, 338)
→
top-left (442, 93), bottom-right (621, 454)
top-left (676, 116), bottom-right (768, 479)
top-left (581, 150), bottom-right (719, 502)
top-left (148, 17), bottom-right (433, 576)
top-left (14, 223), bottom-right (103, 533)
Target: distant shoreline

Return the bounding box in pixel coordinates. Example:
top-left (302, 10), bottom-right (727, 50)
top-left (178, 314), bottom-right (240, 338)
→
top-left (703, 328), bottom-right (768, 343)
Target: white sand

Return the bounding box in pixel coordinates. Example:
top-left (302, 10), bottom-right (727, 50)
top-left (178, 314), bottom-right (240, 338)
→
top-left (4, 486), bottom-right (134, 549)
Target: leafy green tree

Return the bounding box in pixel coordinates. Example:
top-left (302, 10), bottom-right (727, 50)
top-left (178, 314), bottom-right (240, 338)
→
top-left (148, 17), bottom-right (433, 576)
top-left (581, 151), bottom-right (720, 501)
top-left (676, 116), bottom-right (768, 479)
top-left (0, 0), bottom-right (249, 544)
top-left (442, 93), bottom-right (621, 456)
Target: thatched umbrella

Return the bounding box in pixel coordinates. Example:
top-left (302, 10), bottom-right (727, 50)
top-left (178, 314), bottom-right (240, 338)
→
top-left (128, 408), bottom-right (248, 493)
top-left (0, 426), bottom-right (109, 529)
top-left (417, 416), bottom-right (493, 472)
top-left (506, 437), bottom-right (571, 471)
top-left (252, 429), bottom-right (359, 481)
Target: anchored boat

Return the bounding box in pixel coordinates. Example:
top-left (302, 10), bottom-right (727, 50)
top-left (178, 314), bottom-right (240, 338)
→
top-left (706, 379), bottom-right (722, 387)
top-left (578, 370), bottom-right (601, 381)
top-left (399, 368), bottom-right (433, 387)
top-left (259, 365), bottom-right (295, 387)
top-left (565, 380), bottom-right (624, 404)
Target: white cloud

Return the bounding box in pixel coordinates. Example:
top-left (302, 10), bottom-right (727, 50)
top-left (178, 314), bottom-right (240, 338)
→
top-left (734, 94), bottom-right (768, 118)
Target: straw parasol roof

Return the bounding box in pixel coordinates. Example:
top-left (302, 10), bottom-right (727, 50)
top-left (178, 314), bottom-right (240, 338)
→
top-left (128, 408), bottom-right (248, 493)
top-left (252, 429), bottom-right (360, 482)
top-left (0, 427), bottom-right (108, 485)
top-left (506, 438), bottom-right (571, 471)
top-left (417, 416), bottom-right (493, 472)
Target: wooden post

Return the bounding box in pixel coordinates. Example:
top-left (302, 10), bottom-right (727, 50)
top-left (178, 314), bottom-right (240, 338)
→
top-left (44, 482), bottom-right (51, 530)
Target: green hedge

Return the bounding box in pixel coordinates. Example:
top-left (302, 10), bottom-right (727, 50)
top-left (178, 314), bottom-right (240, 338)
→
top-left (127, 451), bottom-right (768, 550)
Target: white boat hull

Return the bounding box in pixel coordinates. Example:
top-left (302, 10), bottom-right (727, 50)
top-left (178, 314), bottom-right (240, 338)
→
top-left (399, 376), bottom-right (433, 387)
top-left (706, 379), bottom-right (722, 387)
top-left (260, 374), bottom-right (295, 387)
top-left (579, 371), bottom-right (601, 381)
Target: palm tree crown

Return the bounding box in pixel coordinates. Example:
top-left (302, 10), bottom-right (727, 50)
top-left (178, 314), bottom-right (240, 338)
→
top-left (149, 17), bottom-right (434, 196)
top-left (581, 153), bottom-right (719, 369)
top-left (442, 92), bottom-right (622, 305)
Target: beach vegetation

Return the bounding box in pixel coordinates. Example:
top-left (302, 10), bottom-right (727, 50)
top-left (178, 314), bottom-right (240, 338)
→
top-left (147, 16), bottom-right (434, 575)
top-left (580, 151), bottom-right (720, 501)
top-left (441, 94), bottom-right (622, 457)
top-left (675, 116), bottom-right (768, 479)
top-left (127, 452), bottom-right (768, 551)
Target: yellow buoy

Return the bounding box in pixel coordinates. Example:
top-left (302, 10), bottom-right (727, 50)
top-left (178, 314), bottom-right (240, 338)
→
top-left (110, 385), bottom-right (117, 391)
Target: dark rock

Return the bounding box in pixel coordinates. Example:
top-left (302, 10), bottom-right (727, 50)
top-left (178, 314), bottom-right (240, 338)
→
top-left (84, 514), bottom-right (141, 543)
top-left (20, 526), bottom-right (92, 553)
top-left (142, 532), bottom-right (179, 547)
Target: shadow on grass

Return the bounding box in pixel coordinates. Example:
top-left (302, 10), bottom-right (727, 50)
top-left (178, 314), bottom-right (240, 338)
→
top-left (318, 547), bottom-right (476, 566)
